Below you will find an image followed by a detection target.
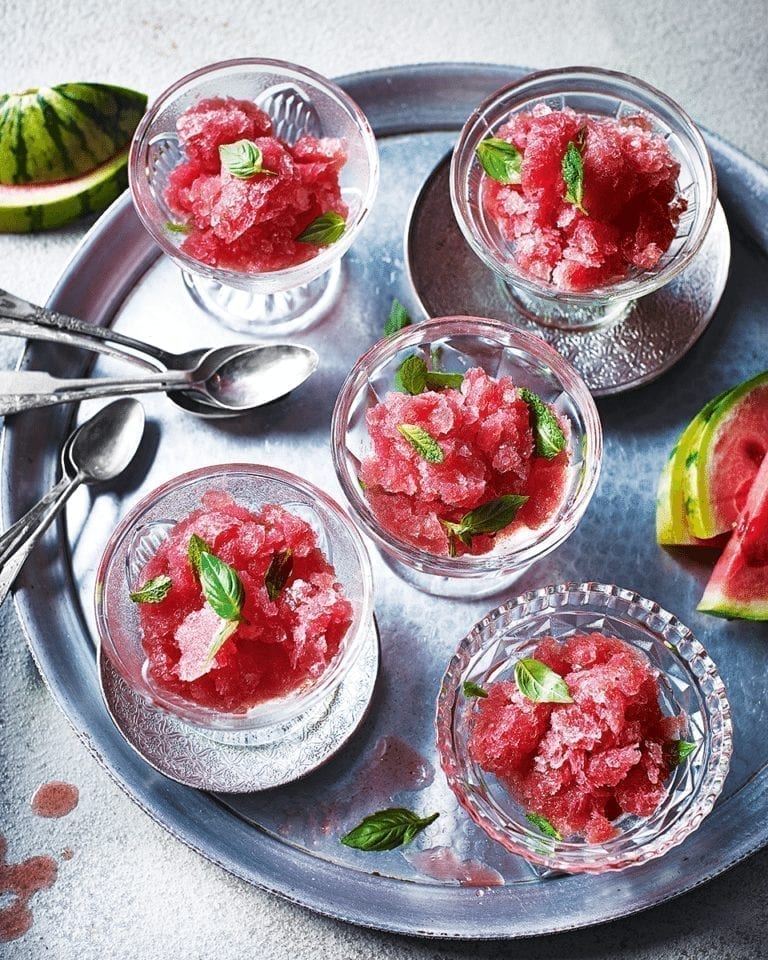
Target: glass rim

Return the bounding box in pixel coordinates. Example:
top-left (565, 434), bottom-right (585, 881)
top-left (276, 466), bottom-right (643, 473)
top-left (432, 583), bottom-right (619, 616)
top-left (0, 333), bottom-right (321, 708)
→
top-left (450, 65), bottom-right (718, 305)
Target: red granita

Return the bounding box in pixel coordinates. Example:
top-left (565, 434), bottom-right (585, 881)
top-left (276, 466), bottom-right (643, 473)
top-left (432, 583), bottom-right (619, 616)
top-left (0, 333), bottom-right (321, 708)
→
top-left (469, 632), bottom-right (686, 842)
top-left (164, 97), bottom-right (348, 272)
top-left (482, 104), bottom-right (685, 291)
top-left (359, 367), bottom-right (569, 556)
top-left (134, 490), bottom-right (353, 714)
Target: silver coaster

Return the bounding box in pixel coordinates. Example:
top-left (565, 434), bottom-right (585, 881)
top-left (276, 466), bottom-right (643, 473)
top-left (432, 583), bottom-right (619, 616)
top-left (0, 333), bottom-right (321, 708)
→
top-left (98, 619), bottom-right (380, 792)
top-left (406, 153), bottom-right (731, 396)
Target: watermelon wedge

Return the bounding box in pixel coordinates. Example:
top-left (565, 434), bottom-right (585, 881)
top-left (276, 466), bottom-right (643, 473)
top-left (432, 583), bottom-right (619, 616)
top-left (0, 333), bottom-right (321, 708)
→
top-left (684, 371), bottom-right (768, 539)
top-left (699, 450), bottom-right (768, 620)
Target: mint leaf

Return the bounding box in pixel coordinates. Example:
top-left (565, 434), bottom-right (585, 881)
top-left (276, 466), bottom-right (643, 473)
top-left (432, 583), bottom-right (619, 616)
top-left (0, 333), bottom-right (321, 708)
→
top-left (296, 211), bottom-right (346, 245)
top-left (199, 551), bottom-right (245, 622)
top-left (384, 299), bottom-right (412, 338)
top-left (476, 137), bottom-right (523, 185)
top-left (341, 808), bottom-right (439, 851)
top-left (219, 139), bottom-right (275, 178)
top-left (397, 423), bottom-right (444, 463)
top-left (265, 549), bottom-right (293, 601)
top-left (520, 389), bottom-right (566, 460)
top-left (129, 574), bottom-right (172, 604)
top-left (674, 740), bottom-right (697, 765)
top-left (425, 370), bottom-right (464, 390)
top-left (463, 680), bottom-right (488, 698)
top-left (165, 221), bottom-right (192, 234)
top-left (394, 355), bottom-right (428, 395)
top-left (562, 134), bottom-right (588, 215)
top-left (188, 534), bottom-right (212, 576)
top-left (526, 812), bottom-right (563, 841)
top-left (514, 658), bottom-right (573, 704)
top-left (204, 618), bottom-right (239, 666)
top-left (441, 494), bottom-right (529, 553)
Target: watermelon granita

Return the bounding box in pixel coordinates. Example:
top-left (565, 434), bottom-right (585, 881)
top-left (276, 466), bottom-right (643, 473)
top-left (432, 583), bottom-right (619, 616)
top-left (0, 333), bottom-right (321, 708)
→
top-left (358, 367), bottom-right (569, 557)
top-left (481, 105), bottom-right (686, 291)
top-left (469, 633), bottom-right (686, 842)
top-left (163, 97), bottom-right (348, 272)
top-left (131, 490), bottom-right (353, 714)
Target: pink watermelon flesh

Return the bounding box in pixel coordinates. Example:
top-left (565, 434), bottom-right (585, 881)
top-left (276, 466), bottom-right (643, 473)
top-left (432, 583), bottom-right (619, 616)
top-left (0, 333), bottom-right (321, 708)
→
top-left (482, 105), bottom-right (685, 291)
top-left (700, 449), bottom-right (768, 618)
top-left (706, 384), bottom-right (768, 534)
top-left (469, 633), bottom-right (685, 842)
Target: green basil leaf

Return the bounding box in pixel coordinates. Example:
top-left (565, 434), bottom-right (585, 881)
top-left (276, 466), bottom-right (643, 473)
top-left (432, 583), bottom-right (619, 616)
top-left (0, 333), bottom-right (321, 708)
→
top-left (341, 808), bottom-right (440, 851)
top-left (674, 740), bottom-right (697, 765)
top-left (188, 534), bottom-right (213, 576)
top-left (526, 812), bottom-right (563, 841)
top-left (384, 299), bottom-right (412, 337)
top-left (129, 574), bottom-right (172, 604)
top-left (520, 388), bottom-right (566, 460)
top-left (441, 494), bottom-right (529, 554)
top-left (397, 423), bottom-right (445, 463)
top-left (165, 221), bottom-right (192, 234)
top-left (199, 551), bottom-right (245, 622)
top-left (394, 355), bottom-right (428, 395)
top-left (265, 549), bottom-right (293, 601)
top-left (296, 211), bottom-right (346, 245)
top-left (425, 370), bottom-right (464, 390)
top-left (514, 658), bottom-right (573, 704)
top-left (562, 134), bottom-right (588, 215)
top-left (463, 680), bottom-right (488, 698)
top-left (204, 618), bottom-right (239, 667)
top-left (476, 137), bottom-right (523, 185)
top-left (218, 139), bottom-right (275, 178)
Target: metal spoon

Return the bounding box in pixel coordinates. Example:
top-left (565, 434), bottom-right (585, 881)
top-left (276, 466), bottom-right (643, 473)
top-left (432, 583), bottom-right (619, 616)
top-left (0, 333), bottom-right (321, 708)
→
top-left (0, 398), bottom-right (145, 605)
top-left (0, 289), bottom-right (300, 418)
top-left (0, 342), bottom-right (319, 415)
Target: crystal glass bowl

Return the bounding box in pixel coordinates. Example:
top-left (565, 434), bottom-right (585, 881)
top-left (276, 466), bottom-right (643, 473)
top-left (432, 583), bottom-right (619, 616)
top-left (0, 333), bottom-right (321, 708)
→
top-left (129, 58), bottom-right (379, 334)
top-left (95, 464), bottom-right (374, 741)
top-left (331, 316), bottom-right (602, 598)
top-left (436, 582), bottom-right (733, 873)
top-left (450, 66), bottom-right (717, 330)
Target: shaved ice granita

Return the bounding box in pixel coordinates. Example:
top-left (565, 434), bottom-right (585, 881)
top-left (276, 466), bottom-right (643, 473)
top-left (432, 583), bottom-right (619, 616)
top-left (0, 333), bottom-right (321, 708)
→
top-left (95, 465), bottom-right (374, 736)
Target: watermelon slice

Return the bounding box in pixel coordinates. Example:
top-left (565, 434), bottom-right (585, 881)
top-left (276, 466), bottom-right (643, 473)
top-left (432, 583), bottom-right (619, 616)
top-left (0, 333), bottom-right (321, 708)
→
top-left (684, 371), bottom-right (768, 539)
top-left (699, 450), bottom-right (768, 620)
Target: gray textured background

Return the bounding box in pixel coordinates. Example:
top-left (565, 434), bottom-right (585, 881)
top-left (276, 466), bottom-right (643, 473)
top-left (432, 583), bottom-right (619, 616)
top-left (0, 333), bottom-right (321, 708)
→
top-left (1, 1), bottom-right (766, 957)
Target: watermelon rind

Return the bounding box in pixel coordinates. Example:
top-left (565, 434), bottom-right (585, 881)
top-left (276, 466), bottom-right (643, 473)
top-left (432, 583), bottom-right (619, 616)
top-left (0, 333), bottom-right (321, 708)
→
top-left (655, 387), bottom-right (733, 546)
top-left (684, 370), bottom-right (768, 539)
top-left (0, 146), bottom-right (129, 232)
top-left (0, 83), bottom-right (147, 185)
top-left (697, 593), bottom-right (768, 621)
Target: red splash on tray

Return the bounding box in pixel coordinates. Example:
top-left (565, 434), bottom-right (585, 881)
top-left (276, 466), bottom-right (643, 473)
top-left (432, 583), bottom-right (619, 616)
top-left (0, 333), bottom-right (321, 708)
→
top-left (0, 834), bottom-right (58, 942)
top-left (30, 782), bottom-right (79, 819)
top-left (407, 846), bottom-right (505, 886)
top-left (470, 632), bottom-right (685, 842)
top-left (483, 105), bottom-right (685, 290)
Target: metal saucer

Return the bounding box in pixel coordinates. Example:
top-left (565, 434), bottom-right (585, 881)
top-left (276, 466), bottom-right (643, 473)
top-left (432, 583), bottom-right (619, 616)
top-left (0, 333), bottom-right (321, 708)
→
top-left (98, 618), bottom-right (380, 793)
top-left (405, 152), bottom-right (731, 396)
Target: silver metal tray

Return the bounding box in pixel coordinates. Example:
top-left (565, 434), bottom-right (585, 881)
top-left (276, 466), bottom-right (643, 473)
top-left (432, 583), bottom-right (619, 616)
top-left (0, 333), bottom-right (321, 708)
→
top-left (3, 63), bottom-right (768, 940)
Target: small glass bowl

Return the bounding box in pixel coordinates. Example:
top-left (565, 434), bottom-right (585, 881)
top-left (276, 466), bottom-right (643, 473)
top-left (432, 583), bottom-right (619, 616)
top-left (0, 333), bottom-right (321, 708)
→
top-left (450, 66), bottom-right (717, 331)
top-left (436, 582), bottom-right (733, 874)
top-left (129, 58), bottom-right (379, 334)
top-left (95, 464), bottom-right (374, 743)
top-left (331, 316), bottom-right (602, 598)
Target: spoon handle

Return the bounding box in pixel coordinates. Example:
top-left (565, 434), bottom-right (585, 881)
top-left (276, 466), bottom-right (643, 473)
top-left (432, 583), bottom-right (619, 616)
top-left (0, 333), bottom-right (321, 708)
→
top-left (0, 474), bottom-right (76, 606)
top-left (0, 289), bottom-right (170, 371)
top-left (0, 369), bottom-right (188, 414)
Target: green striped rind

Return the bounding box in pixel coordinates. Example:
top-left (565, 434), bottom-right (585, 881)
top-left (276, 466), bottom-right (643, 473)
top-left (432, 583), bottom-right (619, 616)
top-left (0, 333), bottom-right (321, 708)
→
top-left (697, 592), bottom-right (768, 621)
top-left (684, 371), bottom-right (768, 539)
top-left (0, 83), bottom-right (146, 185)
top-left (655, 387), bottom-right (733, 546)
top-left (0, 146), bottom-right (129, 232)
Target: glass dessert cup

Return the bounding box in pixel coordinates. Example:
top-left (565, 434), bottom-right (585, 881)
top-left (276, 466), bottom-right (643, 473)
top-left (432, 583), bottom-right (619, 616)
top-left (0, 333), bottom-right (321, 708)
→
top-left (129, 58), bottom-right (379, 335)
top-left (331, 316), bottom-right (602, 599)
top-left (94, 464), bottom-right (374, 746)
top-left (436, 582), bottom-right (733, 874)
top-left (450, 66), bottom-right (717, 331)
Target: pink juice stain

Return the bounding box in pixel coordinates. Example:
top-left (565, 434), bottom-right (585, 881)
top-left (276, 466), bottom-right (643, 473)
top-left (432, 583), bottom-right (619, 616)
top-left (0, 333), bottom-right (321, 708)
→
top-left (407, 846), bottom-right (504, 887)
top-left (30, 781), bottom-right (79, 819)
top-left (0, 835), bottom-right (57, 943)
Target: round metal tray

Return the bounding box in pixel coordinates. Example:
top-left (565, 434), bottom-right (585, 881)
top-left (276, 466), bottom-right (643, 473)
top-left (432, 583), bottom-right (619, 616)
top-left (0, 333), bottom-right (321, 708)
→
top-left (3, 63), bottom-right (768, 939)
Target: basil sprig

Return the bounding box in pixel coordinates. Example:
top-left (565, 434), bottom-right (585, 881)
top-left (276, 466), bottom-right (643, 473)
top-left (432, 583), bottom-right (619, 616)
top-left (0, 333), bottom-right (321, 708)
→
top-left (199, 551), bottom-right (245, 623)
top-left (384, 299), bottom-right (412, 338)
top-left (341, 808), bottom-right (440, 851)
top-left (520, 388), bottom-right (566, 460)
top-left (526, 812), bottom-right (563, 841)
top-left (397, 423), bottom-right (445, 463)
top-left (265, 549), bottom-right (293, 601)
top-left (129, 575), bottom-right (172, 604)
top-left (394, 354), bottom-right (464, 395)
top-left (219, 139), bottom-right (275, 179)
top-left (296, 211), bottom-right (346, 245)
top-left (476, 137), bottom-right (523, 185)
top-left (463, 680), bottom-right (488, 698)
top-left (562, 130), bottom-right (588, 215)
top-left (188, 533), bottom-right (212, 576)
top-left (441, 494), bottom-right (528, 555)
top-left (514, 658), bottom-right (573, 704)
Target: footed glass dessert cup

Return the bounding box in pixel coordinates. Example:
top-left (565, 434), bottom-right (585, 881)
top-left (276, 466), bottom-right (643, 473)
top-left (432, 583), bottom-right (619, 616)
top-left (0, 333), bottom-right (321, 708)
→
top-left (95, 464), bottom-right (374, 745)
top-left (436, 582), bottom-right (733, 873)
top-left (450, 67), bottom-right (717, 331)
top-left (331, 316), bottom-right (602, 598)
top-left (129, 58), bottom-right (379, 335)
